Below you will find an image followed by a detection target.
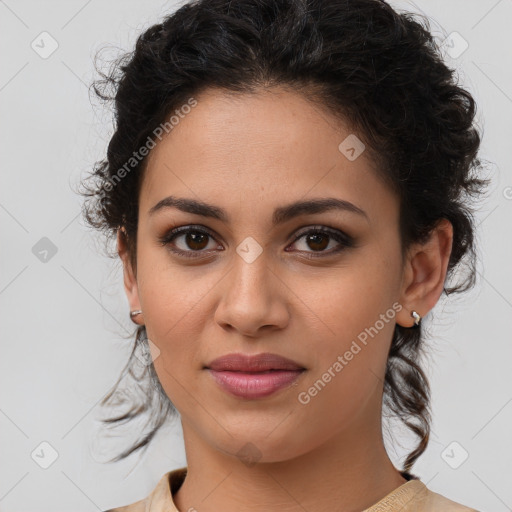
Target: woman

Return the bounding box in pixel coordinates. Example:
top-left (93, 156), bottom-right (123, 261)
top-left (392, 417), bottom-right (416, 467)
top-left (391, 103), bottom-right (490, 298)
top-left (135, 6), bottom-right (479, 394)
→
top-left (82, 0), bottom-right (487, 510)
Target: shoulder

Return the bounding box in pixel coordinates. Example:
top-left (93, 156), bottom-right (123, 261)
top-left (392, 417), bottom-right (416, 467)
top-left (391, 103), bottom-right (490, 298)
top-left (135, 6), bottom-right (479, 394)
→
top-left (101, 467), bottom-right (186, 512)
top-left (102, 500), bottom-right (146, 512)
top-left (401, 480), bottom-right (480, 512)
top-left (364, 479), bottom-right (479, 512)
top-left (424, 485), bottom-right (480, 512)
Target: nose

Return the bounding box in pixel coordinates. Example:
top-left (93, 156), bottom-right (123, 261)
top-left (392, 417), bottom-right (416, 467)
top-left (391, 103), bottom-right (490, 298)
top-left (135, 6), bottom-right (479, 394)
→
top-left (213, 253), bottom-right (290, 338)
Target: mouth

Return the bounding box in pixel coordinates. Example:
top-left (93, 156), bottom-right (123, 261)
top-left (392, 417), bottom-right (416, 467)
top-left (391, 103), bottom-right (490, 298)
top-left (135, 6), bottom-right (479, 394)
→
top-left (205, 353), bottom-right (306, 399)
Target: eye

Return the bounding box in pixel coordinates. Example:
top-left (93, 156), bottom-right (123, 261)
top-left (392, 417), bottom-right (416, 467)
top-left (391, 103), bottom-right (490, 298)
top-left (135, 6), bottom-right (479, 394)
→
top-left (158, 225), bottom-right (222, 258)
top-left (286, 226), bottom-right (354, 258)
top-left (159, 224), bottom-right (354, 260)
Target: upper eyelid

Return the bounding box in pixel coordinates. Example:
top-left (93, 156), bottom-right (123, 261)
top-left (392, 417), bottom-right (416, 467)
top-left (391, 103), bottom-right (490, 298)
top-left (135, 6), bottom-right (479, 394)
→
top-left (291, 225), bottom-right (348, 238)
top-left (164, 224), bottom-right (346, 238)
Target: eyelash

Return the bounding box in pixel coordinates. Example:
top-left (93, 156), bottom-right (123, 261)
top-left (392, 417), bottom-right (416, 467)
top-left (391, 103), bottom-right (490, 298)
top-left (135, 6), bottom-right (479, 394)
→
top-left (158, 224), bottom-right (354, 259)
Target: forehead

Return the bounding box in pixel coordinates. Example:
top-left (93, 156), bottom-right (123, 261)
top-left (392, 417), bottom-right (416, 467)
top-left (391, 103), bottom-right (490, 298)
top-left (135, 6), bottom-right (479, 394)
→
top-left (139, 87), bottom-right (398, 226)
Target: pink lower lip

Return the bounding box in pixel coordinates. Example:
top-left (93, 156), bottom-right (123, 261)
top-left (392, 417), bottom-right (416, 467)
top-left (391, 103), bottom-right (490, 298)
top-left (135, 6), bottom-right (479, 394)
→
top-left (207, 369), bottom-right (304, 399)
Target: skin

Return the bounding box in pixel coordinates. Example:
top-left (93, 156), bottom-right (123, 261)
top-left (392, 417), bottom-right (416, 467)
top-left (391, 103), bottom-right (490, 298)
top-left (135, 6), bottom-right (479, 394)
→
top-left (118, 86), bottom-right (453, 512)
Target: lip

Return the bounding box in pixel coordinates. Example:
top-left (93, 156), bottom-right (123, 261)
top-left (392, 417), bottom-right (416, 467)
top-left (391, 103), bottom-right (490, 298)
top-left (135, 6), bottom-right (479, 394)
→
top-left (205, 353), bottom-right (306, 399)
top-left (207, 352), bottom-right (304, 372)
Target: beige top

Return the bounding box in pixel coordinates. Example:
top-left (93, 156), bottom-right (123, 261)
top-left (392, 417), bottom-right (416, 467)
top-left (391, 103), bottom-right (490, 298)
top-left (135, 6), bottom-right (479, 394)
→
top-left (104, 467), bottom-right (479, 512)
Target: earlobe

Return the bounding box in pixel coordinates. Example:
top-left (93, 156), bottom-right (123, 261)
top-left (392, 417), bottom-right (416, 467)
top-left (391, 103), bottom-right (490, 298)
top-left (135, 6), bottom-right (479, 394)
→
top-left (117, 228), bottom-right (143, 325)
top-left (396, 218), bottom-right (453, 328)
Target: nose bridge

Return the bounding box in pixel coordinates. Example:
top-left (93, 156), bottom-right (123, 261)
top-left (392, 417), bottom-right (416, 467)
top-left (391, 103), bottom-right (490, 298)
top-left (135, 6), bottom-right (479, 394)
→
top-left (226, 245), bottom-right (274, 306)
top-left (214, 244), bottom-right (289, 335)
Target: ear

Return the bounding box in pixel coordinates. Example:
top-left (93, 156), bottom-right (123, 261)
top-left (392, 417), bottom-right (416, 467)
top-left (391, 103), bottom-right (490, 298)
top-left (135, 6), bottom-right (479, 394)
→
top-left (117, 228), bottom-right (143, 325)
top-left (396, 218), bottom-right (453, 328)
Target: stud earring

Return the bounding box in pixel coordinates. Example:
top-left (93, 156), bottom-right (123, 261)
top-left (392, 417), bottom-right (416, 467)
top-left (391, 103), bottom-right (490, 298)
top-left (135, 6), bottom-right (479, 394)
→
top-left (411, 310), bottom-right (421, 327)
top-left (130, 310), bottom-right (143, 325)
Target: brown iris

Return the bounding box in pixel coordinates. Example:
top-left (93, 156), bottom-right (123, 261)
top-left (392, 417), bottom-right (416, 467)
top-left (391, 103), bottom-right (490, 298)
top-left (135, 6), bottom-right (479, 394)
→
top-left (305, 233), bottom-right (329, 251)
top-left (185, 232), bottom-right (209, 250)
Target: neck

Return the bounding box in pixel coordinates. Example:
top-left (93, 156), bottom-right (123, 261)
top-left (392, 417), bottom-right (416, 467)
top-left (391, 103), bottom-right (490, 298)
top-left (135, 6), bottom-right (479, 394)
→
top-left (173, 394), bottom-right (407, 511)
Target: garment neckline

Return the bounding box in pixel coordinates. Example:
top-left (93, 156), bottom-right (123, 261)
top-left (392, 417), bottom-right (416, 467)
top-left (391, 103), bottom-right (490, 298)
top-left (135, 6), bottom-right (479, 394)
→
top-left (161, 467), bottom-right (426, 512)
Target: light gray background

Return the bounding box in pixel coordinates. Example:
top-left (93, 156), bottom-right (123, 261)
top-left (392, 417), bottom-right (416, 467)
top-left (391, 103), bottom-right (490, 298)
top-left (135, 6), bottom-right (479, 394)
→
top-left (1, 0), bottom-right (511, 511)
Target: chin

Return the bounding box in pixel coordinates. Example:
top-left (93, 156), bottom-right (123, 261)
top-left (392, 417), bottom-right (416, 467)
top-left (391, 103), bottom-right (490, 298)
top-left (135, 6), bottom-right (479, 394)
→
top-left (209, 428), bottom-right (316, 466)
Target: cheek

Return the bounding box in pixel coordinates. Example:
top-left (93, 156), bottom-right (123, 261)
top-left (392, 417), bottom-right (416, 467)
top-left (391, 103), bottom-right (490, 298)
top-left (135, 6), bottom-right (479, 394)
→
top-left (293, 250), bottom-right (401, 409)
top-left (141, 287), bottom-right (207, 416)
top-left (135, 255), bottom-right (199, 363)
top-left (296, 249), bottom-right (400, 349)
top-left (136, 240), bottom-right (218, 342)
top-left (292, 294), bottom-right (397, 448)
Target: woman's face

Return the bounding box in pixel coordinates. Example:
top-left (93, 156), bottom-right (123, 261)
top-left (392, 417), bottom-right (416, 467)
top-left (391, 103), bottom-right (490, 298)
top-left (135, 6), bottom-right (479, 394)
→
top-left (124, 87), bottom-right (409, 462)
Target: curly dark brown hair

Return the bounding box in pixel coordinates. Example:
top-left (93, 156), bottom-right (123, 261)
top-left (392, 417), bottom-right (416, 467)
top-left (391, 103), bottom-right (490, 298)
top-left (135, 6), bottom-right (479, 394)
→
top-left (81, 0), bottom-right (488, 475)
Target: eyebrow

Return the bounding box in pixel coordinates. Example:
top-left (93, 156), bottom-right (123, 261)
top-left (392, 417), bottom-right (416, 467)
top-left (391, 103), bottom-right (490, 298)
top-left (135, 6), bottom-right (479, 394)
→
top-left (148, 195), bottom-right (369, 225)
